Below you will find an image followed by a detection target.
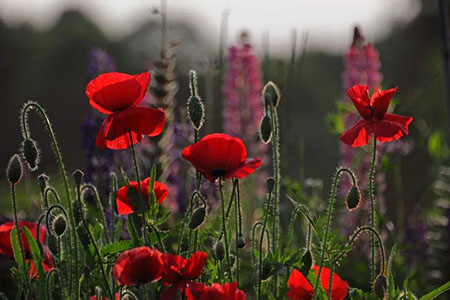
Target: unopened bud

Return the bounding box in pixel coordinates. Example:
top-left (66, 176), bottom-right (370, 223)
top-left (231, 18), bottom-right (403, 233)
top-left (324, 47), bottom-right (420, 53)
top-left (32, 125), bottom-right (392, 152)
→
top-left (259, 115), bottom-right (272, 144)
top-left (261, 261), bottom-right (273, 280)
top-left (189, 206), bottom-right (207, 230)
top-left (21, 139), bottom-right (39, 171)
top-left (300, 250), bottom-right (312, 276)
top-left (262, 81), bottom-right (281, 108)
top-left (53, 215), bottom-right (67, 236)
top-left (346, 186), bottom-right (362, 211)
top-left (37, 174), bottom-right (49, 193)
top-left (214, 241), bottom-right (225, 261)
top-left (266, 177), bottom-right (275, 193)
top-left (7, 154), bottom-right (23, 184)
top-left (187, 96), bottom-right (205, 130)
top-left (73, 170), bottom-right (84, 187)
top-left (374, 274), bottom-right (388, 298)
top-left (237, 235), bottom-right (246, 249)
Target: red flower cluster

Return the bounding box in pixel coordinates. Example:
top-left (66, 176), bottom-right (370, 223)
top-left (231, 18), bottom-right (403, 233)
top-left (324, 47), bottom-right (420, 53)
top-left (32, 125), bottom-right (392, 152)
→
top-left (340, 85), bottom-right (412, 147)
top-left (86, 72), bottom-right (165, 150)
top-left (187, 282), bottom-right (246, 300)
top-left (0, 221), bottom-right (54, 278)
top-left (116, 177), bottom-right (169, 215)
top-left (287, 266), bottom-right (348, 300)
top-left (113, 246), bottom-right (208, 299)
top-left (182, 133), bottom-right (261, 182)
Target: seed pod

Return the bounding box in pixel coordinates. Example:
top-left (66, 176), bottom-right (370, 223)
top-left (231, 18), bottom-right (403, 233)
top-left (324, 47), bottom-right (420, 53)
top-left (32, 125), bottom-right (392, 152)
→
top-left (374, 274), bottom-right (388, 298)
top-left (262, 81), bottom-right (281, 108)
top-left (7, 154), bottom-right (23, 184)
top-left (53, 215), bottom-right (67, 236)
top-left (188, 206), bottom-right (207, 230)
top-left (21, 139), bottom-right (39, 171)
top-left (37, 174), bottom-right (49, 193)
top-left (346, 186), bottom-right (362, 211)
top-left (187, 95), bottom-right (205, 130)
top-left (300, 250), bottom-right (313, 276)
top-left (73, 170), bottom-right (84, 187)
top-left (237, 235), bottom-right (246, 249)
top-left (266, 177), bottom-right (275, 193)
top-left (259, 115), bottom-right (272, 144)
top-left (214, 241), bottom-right (225, 261)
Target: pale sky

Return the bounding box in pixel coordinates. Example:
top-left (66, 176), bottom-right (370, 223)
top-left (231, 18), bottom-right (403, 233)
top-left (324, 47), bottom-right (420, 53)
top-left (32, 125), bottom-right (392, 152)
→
top-left (0, 0), bottom-right (422, 55)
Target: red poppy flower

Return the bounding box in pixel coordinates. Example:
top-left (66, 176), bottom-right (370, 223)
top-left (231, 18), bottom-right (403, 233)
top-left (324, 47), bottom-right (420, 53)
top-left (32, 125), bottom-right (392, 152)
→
top-left (0, 221), bottom-right (46, 259)
top-left (340, 85), bottom-right (413, 147)
top-left (28, 245), bottom-right (54, 279)
top-left (116, 177), bottom-right (169, 215)
top-left (287, 266), bottom-right (348, 300)
top-left (181, 133), bottom-right (261, 182)
top-left (86, 72), bottom-right (166, 150)
top-left (186, 282), bottom-right (246, 300)
top-left (159, 251), bottom-right (208, 299)
top-left (112, 246), bottom-right (164, 286)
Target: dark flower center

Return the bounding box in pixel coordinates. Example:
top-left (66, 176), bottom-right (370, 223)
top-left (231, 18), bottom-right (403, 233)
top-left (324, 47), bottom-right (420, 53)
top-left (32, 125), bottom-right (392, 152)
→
top-left (212, 169), bottom-right (226, 178)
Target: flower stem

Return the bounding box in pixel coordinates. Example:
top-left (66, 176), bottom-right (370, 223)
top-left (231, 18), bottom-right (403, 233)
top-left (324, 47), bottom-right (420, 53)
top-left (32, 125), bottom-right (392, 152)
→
top-left (234, 179), bottom-right (240, 284)
top-left (21, 102), bottom-right (78, 298)
top-left (369, 138), bottom-right (377, 284)
top-left (11, 183), bottom-right (31, 296)
top-left (219, 177), bottom-right (233, 282)
top-left (327, 263), bottom-right (335, 300)
top-left (313, 167), bottom-right (355, 300)
top-left (128, 131), bottom-right (149, 245)
top-left (258, 189), bottom-right (272, 300)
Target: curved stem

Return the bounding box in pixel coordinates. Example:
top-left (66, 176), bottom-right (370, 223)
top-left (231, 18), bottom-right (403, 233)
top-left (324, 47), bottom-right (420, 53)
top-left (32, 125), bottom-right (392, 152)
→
top-left (11, 184), bottom-right (31, 295)
top-left (369, 138), bottom-right (377, 284)
top-left (258, 190), bottom-right (273, 300)
top-left (313, 167), bottom-right (355, 300)
top-left (219, 178), bottom-right (233, 282)
top-left (21, 101), bottom-right (78, 298)
top-left (81, 184), bottom-right (110, 243)
top-left (128, 131), bottom-right (148, 245)
top-left (44, 187), bottom-right (61, 207)
top-left (76, 185), bottom-right (113, 299)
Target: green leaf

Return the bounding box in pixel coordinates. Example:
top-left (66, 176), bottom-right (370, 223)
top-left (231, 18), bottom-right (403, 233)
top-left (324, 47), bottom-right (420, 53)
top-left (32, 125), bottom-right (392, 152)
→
top-left (10, 227), bottom-right (26, 273)
top-left (148, 164), bottom-right (158, 220)
top-left (101, 240), bottom-right (133, 256)
top-left (113, 217), bottom-right (123, 243)
top-left (387, 244), bottom-right (397, 298)
top-left (23, 226), bottom-right (46, 298)
top-left (419, 281), bottom-right (450, 300)
top-left (127, 216), bottom-right (140, 247)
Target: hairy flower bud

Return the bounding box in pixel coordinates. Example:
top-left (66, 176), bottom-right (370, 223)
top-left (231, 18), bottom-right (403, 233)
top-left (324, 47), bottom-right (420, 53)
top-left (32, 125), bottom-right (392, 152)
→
top-left (37, 174), bottom-right (49, 193)
top-left (346, 185), bottom-right (362, 211)
top-left (53, 215), bottom-right (67, 236)
top-left (21, 139), bottom-right (39, 171)
top-left (214, 241), bottom-right (225, 261)
top-left (374, 274), bottom-right (387, 298)
top-left (7, 154), bottom-right (23, 184)
top-left (237, 235), bottom-right (246, 249)
top-left (266, 177), bottom-right (275, 193)
top-left (261, 261), bottom-right (273, 280)
top-left (262, 81), bottom-right (281, 108)
top-left (189, 206), bottom-right (207, 230)
top-left (73, 170), bottom-right (84, 187)
top-left (259, 115), bottom-right (272, 144)
top-left (187, 95), bottom-right (205, 130)
top-left (300, 250), bottom-right (313, 276)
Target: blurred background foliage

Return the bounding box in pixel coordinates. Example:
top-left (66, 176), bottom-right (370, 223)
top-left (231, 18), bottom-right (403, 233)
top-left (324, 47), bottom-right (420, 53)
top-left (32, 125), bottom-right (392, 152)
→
top-left (0, 0), bottom-right (449, 296)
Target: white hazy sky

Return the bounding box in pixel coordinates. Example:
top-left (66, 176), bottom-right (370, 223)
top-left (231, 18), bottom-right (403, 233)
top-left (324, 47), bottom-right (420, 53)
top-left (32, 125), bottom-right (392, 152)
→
top-left (0, 0), bottom-right (422, 55)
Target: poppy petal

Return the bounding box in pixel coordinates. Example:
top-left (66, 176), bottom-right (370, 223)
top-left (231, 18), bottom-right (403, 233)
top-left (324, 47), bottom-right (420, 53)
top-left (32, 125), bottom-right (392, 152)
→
top-left (347, 85), bottom-right (371, 120)
top-left (287, 269), bottom-right (314, 300)
top-left (371, 87), bottom-right (398, 120)
top-left (229, 158), bottom-right (262, 179)
top-left (367, 114), bottom-right (412, 143)
top-left (339, 119), bottom-right (370, 147)
top-left (312, 266), bottom-right (349, 300)
top-left (183, 251), bottom-right (208, 280)
top-left (86, 72), bottom-right (151, 114)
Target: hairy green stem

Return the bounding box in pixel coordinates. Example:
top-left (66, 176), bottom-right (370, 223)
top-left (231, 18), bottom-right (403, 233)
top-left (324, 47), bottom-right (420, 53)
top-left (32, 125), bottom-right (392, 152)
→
top-left (313, 167), bottom-right (356, 300)
top-left (327, 263), bottom-right (335, 300)
top-left (219, 178), bottom-right (233, 282)
top-left (234, 180), bottom-right (240, 284)
top-left (81, 184), bottom-right (110, 244)
top-left (21, 102), bottom-right (78, 298)
top-left (369, 138), bottom-right (377, 284)
top-left (258, 190), bottom-right (273, 300)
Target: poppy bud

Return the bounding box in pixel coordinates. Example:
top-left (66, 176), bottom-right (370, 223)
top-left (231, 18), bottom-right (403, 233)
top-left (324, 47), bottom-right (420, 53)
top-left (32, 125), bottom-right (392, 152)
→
top-left (262, 81), bottom-right (281, 108)
top-left (37, 174), bottom-right (49, 193)
top-left (187, 95), bottom-right (205, 130)
top-left (53, 215), bottom-right (67, 236)
top-left (73, 170), bottom-right (84, 187)
top-left (259, 115), bottom-right (272, 144)
top-left (189, 206), bottom-right (207, 230)
top-left (346, 186), bottom-right (362, 211)
top-left (237, 235), bottom-right (246, 249)
top-left (21, 139), bottom-right (39, 171)
top-left (374, 274), bottom-right (387, 298)
top-left (47, 233), bottom-right (58, 257)
top-left (261, 261), bottom-right (273, 280)
top-left (266, 177), bottom-right (275, 193)
top-left (7, 154), bottom-right (23, 184)
top-left (300, 250), bottom-right (313, 276)
top-left (214, 241), bottom-right (225, 261)
top-left (77, 224), bottom-right (90, 250)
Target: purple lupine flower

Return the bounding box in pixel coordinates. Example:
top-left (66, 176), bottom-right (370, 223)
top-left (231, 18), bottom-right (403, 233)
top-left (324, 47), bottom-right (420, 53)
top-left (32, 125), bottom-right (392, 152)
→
top-left (223, 36), bottom-right (268, 198)
top-left (81, 48), bottom-right (116, 198)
